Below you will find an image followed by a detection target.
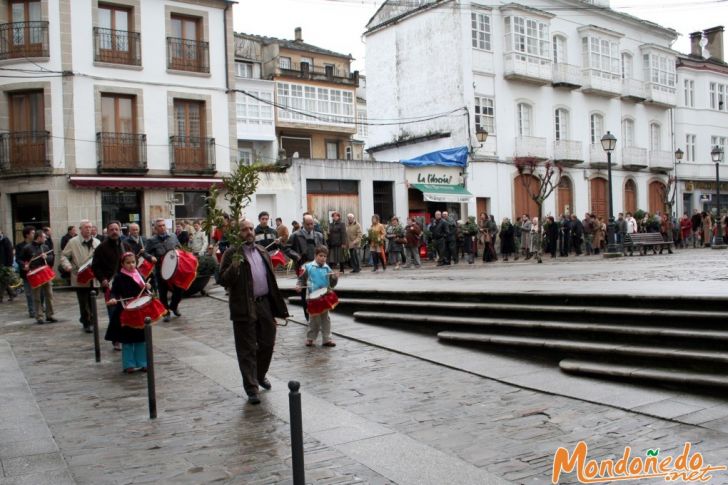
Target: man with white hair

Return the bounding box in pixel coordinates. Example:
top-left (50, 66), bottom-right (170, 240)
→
top-left (145, 219), bottom-right (182, 322)
top-left (61, 220), bottom-right (100, 332)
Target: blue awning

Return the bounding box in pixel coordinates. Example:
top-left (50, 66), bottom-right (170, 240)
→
top-left (400, 146), bottom-right (468, 168)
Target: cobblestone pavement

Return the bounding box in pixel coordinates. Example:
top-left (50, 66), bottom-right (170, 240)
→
top-left (1, 247), bottom-right (728, 485)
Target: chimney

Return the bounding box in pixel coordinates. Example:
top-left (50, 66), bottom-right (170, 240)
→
top-left (294, 27), bottom-right (303, 42)
top-left (689, 31), bottom-right (703, 57)
top-left (703, 26), bottom-right (724, 62)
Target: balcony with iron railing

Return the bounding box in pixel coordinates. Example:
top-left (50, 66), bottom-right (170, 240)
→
top-left (96, 133), bottom-right (147, 173)
top-left (0, 21), bottom-right (49, 60)
top-left (553, 140), bottom-right (583, 165)
top-left (649, 150), bottom-right (673, 172)
top-left (0, 131), bottom-right (51, 175)
top-left (514, 136), bottom-right (548, 159)
top-left (621, 146), bottom-right (648, 170)
top-left (581, 69), bottom-right (621, 97)
top-left (93, 28), bottom-right (141, 66)
top-left (504, 53), bottom-right (552, 85)
top-left (169, 136), bottom-right (215, 174)
top-left (278, 62), bottom-right (359, 86)
top-left (621, 78), bottom-right (645, 102)
top-left (589, 143), bottom-right (611, 168)
top-left (552, 63), bottom-right (582, 88)
top-left (167, 37), bottom-right (209, 73)
top-left (644, 83), bottom-right (677, 107)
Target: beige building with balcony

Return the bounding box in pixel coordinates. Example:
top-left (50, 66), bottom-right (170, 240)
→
top-left (0, 0), bottom-right (236, 243)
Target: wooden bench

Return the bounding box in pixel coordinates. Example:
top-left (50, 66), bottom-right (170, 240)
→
top-left (623, 232), bottom-right (674, 256)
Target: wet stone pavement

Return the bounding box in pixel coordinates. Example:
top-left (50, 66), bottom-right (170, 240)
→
top-left (1, 271), bottom-right (726, 485)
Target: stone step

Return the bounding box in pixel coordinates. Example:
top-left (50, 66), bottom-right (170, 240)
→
top-left (436, 331), bottom-right (728, 365)
top-left (559, 359), bottom-right (728, 389)
top-left (288, 297), bottom-right (727, 322)
top-left (353, 311), bottom-right (728, 341)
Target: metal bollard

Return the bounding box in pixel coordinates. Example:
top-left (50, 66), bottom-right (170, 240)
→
top-left (144, 317), bottom-right (157, 419)
top-left (89, 289), bottom-right (100, 363)
top-left (288, 381), bottom-right (305, 485)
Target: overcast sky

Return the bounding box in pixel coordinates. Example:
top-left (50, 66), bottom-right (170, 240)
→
top-left (232, 0), bottom-right (727, 72)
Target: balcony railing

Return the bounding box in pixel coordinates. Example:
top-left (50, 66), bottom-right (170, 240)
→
top-left (93, 28), bottom-right (141, 66)
top-left (0, 21), bottom-right (49, 60)
top-left (553, 140), bottom-right (583, 165)
top-left (552, 63), bottom-right (582, 88)
top-left (169, 136), bottom-right (215, 173)
top-left (514, 136), bottom-right (548, 159)
top-left (279, 62), bottom-right (359, 86)
top-left (0, 131), bottom-right (51, 174)
top-left (581, 69), bottom-right (621, 97)
top-left (621, 78), bottom-right (645, 101)
top-left (589, 143), bottom-right (609, 168)
top-left (504, 53), bottom-right (552, 84)
top-left (96, 133), bottom-right (147, 173)
top-left (649, 150), bottom-right (673, 172)
top-left (644, 83), bottom-right (677, 107)
top-left (622, 146), bottom-right (647, 170)
top-left (167, 37), bottom-right (209, 73)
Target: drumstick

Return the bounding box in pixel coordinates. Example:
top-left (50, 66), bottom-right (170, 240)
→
top-left (264, 241), bottom-right (279, 250)
top-left (29, 249), bottom-right (54, 262)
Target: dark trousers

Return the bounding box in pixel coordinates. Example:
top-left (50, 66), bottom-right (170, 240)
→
top-left (435, 238), bottom-right (447, 263)
top-left (232, 298), bottom-right (277, 396)
top-left (349, 248), bottom-right (360, 272)
top-left (157, 273), bottom-right (182, 311)
top-left (76, 288), bottom-right (93, 327)
top-left (447, 239), bottom-right (457, 263)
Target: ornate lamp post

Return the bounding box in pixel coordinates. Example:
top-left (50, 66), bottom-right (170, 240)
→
top-left (674, 148), bottom-right (683, 217)
top-left (600, 131), bottom-right (620, 255)
top-left (711, 145), bottom-right (725, 248)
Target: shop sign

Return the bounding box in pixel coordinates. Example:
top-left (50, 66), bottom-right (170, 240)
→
top-left (689, 181), bottom-right (728, 192)
top-left (405, 167), bottom-right (461, 186)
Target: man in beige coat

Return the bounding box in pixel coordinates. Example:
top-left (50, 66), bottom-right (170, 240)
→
top-left (60, 220), bottom-right (100, 333)
top-left (346, 213), bottom-right (362, 273)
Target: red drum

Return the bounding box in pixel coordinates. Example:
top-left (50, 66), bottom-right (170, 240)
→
top-left (160, 249), bottom-right (198, 291)
top-left (27, 265), bottom-right (56, 289)
top-left (121, 295), bottom-right (167, 329)
top-left (137, 258), bottom-right (154, 279)
top-left (77, 259), bottom-right (95, 285)
top-left (307, 288), bottom-right (339, 316)
top-left (270, 249), bottom-right (286, 268)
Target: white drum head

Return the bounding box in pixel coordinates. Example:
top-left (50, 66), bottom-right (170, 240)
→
top-left (136, 258), bottom-right (145, 268)
top-left (125, 295), bottom-right (152, 309)
top-left (160, 250), bottom-right (178, 280)
top-left (309, 288), bottom-right (328, 300)
top-left (28, 266), bottom-right (45, 276)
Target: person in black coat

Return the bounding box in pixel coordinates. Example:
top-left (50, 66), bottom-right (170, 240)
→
top-left (106, 252), bottom-right (151, 373)
top-left (0, 229), bottom-right (16, 301)
top-left (545, 216), bottom-right (560, 258)
top-left (499, 218), bottom-right (516, 261)
top-left (570, 215), bottom-right (584, 255)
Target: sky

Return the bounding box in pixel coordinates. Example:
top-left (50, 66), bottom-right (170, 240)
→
top-left (232, 0), bottom-right (728, 73)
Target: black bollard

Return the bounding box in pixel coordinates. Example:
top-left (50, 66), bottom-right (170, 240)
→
top-left (89, 289), bottom-right (100, 363)
top-left (144, 317), bottom-right (157, 419)
top-left (288, 381), bottom-right (305, 485)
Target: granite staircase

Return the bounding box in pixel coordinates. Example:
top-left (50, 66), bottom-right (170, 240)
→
top-left (285, 289), bottom-right (728, 391)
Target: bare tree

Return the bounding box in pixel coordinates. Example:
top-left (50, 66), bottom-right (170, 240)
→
top-left (515, 158), bottom-right (564, 263)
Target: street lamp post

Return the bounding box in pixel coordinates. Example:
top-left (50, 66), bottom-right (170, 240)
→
top-left (600, 131), bottom-right (620, 256)
top-left (674, 148), bottom-right (683, 217)
top-left (711, 145), bottom-right (725, 248)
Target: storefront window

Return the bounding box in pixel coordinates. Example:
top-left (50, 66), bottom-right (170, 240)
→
top-left (174, 191), bottom-right (208, 221)
top-left (11, 191), bottom-right (49, 243)
top-left (101, 191), bottom-right (142, 229)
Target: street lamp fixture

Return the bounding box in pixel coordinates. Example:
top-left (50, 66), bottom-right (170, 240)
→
top-left (476, 127), bottom-right (488, 145)
top-left (711, 145), bottom-right (725, 247)
top-left (600, 131), bottom-right (621, 257)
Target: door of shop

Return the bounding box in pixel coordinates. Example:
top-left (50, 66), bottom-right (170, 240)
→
top-left (590, 178), bottom-right (607, 219)
top-left (101, 191), bottom-right (142, 229)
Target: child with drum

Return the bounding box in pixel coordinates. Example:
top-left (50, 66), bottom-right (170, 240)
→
top-left (296, 245), bottom-right (339, 347)
top-left (105, 252), bottom-right (155, 373)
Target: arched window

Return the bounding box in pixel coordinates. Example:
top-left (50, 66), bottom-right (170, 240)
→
top-left (621, 118), bottom-right (635, 147)
top-left (517, 103), bottom-right (532, 136)
top-left (554, 108), bottom-right (569, 141)
top-left (553, 35), bottom-right (567, 64)
top-left (590, 113), bottom-right (604, 145)
top-left (650, 122), bottom-right (661, 151)
top-left (649, 180), bottom-right (667, 214)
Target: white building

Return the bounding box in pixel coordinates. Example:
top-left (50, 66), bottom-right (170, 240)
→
top-left (674, 27), bottom-right (728, 217)
top-left (0, 0), bottom-right (236, 242)
top-left (364, 0), bottom-right (682, 222)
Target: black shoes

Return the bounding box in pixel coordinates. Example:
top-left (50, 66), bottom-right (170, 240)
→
top-left (172, 308), bottom-right (181, 317)
top-left (260, 378), bottom-right (272, 390)
top-left (83, 325), bottom-right (93, 333)
top-left (247, 394), bottom-right (261, 405)
top-left (46, 317), bottom-right (58, 323)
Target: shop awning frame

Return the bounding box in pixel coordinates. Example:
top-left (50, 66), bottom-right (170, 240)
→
top-left (410, 183), bottom-right (473, 203)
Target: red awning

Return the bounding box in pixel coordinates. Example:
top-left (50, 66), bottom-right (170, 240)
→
top-left (68, 176), bottom-right (224, 190)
